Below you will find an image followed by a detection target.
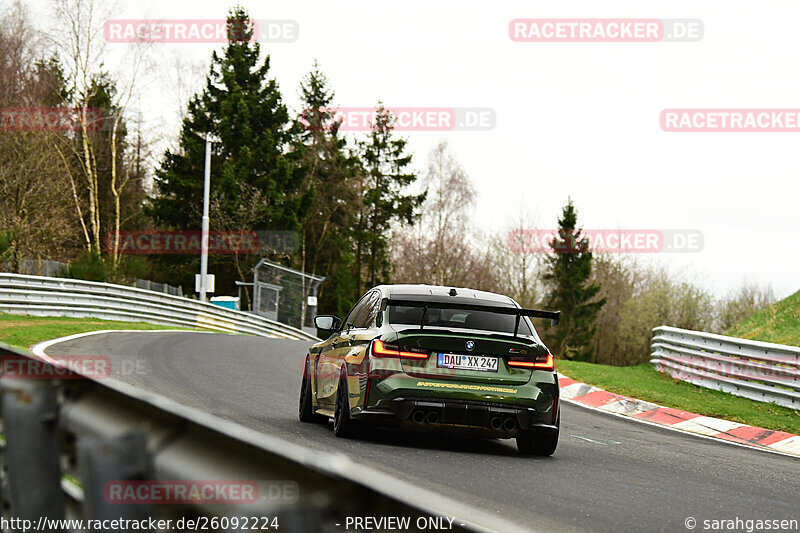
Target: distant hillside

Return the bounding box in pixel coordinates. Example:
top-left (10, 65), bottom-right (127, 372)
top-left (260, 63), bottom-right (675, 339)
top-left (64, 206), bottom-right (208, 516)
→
top-left (727, 289), bottom-right (800, 346)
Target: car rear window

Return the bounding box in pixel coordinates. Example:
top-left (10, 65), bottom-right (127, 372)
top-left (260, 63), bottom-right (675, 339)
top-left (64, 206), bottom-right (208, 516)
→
top-left (388, 305), bottom-right (535, 336)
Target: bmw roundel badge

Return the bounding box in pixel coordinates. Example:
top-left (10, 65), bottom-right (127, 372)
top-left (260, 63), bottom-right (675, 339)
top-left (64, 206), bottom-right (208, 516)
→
top-left (465, 340), bottom-right (475, 351)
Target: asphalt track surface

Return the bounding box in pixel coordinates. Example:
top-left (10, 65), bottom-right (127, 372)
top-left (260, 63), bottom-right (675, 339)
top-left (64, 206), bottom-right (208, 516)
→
top-left (44, 331), bottom-right (800, 533)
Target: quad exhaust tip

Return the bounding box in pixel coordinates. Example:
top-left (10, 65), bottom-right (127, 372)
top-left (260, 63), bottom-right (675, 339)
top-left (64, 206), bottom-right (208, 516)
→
top-left (425, 411), bottom-right (440, 425)
top-left (412, 411), bottom-right (516, 430)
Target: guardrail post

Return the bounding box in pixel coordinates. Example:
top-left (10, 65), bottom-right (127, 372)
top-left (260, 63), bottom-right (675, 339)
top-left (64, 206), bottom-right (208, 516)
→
top-left (0, 378), bottom-right (65, 522)
top-left (76, 432), bottom-right (151, 520)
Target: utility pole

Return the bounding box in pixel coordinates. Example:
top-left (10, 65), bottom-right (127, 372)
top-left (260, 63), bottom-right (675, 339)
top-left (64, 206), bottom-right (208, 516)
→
top-left (199, 133), bottom-right (212, 302)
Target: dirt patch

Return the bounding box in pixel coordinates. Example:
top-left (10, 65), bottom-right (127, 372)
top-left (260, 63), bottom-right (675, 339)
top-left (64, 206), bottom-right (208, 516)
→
top-left (0, 319), bottom-right (107, 330)
top-left (0, 321), bottom-right (38, 330)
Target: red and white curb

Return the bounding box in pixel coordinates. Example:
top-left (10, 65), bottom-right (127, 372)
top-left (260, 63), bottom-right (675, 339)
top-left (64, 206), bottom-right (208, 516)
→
top-left (558, 374), bottom-right (800, 457)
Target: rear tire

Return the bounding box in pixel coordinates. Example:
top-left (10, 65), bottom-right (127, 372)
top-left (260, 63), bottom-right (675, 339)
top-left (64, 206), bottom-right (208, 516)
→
top-left (333, 369), bottom-right (360, 438)
top-left (517, 413), bottom-right (559, 456)
top-left (299, 357), bottom-right (326, 423)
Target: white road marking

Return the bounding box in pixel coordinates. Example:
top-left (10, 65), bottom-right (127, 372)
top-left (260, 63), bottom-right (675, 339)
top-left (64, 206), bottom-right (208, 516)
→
top-left (571, 435), bottom-right (621, 446)
top-left (31, 329), bottom-right (215, 361)
top-left (571, 435), bottom-right (607, 445)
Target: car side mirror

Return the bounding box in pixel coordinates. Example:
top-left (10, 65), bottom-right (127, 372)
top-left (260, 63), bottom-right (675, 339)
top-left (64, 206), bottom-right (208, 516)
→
top-left (314, 315), bottom-right (341, 338)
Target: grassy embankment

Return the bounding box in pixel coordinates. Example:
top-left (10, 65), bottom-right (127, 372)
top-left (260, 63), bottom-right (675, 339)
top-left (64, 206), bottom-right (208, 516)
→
top-left (727, 289), bottom-right (800, 347)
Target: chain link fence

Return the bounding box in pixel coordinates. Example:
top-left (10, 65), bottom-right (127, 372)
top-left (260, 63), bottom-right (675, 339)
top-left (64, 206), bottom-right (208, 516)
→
top-left (252, 259), bottom-right (324, 334)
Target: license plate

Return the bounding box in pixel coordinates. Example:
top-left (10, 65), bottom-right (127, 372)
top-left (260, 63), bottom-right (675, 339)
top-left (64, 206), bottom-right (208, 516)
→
top-left (437, 353), bottom-right (498, 372)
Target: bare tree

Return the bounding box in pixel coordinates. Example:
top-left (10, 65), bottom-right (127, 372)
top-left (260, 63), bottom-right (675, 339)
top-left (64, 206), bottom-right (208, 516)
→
top-left (588, 254), bottom-right (639, 364)
top-left (50, 0), bottom-right (107, 254)
top-left (424, 141), bottom-right (476, 283)
top-left (0, 131), bottom-right (80, 270)
top-left (0, 1), bottom-right (81, 269)
top-left (161, 51), bottom-right (207, 128)
top-left (491, 207), bottom-right (546, 308)
top-left (50, 0), bottom-right (151, 269)
top-left (0, 1), bottom-right (36, 105)
top-left (717, 280), bottom-right (776, 333)
top-left (391, 141), bottom-right (496, 289)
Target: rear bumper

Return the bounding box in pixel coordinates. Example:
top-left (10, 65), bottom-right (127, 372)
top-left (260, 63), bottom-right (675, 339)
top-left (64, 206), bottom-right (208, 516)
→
top-left (351, 397), bottom-right (557, 437)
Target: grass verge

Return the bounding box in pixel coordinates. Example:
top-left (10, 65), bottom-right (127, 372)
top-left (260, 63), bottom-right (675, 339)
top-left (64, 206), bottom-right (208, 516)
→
top-left (0, 313), bottom-right (200, 350)
top-left (557, 359), bottom-right (800, 435)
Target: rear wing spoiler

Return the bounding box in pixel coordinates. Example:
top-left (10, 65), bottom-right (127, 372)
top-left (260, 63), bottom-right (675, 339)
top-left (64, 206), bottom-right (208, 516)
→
top-left (384, 297), bottom-right (560, 336)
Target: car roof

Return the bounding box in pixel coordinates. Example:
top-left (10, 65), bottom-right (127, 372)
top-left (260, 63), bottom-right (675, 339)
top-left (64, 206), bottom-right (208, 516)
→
top-left (372, 284), bottom-right (518, 307)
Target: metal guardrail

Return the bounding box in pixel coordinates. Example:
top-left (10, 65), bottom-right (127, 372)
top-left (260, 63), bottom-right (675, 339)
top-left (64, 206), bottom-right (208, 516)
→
top-left (651, 326), bottom-right (800, 410)
top-left (0, 273), bottom-right (317, 341)
top-left (0, 342), bottom-right (516, 532)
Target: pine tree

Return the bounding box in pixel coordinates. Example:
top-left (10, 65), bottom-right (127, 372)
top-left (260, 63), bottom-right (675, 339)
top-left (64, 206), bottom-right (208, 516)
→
top-left (355, 104), bottom-right (425, 296)
top-left (294, 62), bottom-right (360, 318)
top-left (148, 8), bottom-right (310, 294)
top-left (544, 199), bottom-right (606, 361)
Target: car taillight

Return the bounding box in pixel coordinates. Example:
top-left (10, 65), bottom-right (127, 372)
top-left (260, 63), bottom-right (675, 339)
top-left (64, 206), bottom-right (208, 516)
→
top-left (508, 353), bottom-right (555, 371)
top-left (371, 339), bottom-right (429, 359)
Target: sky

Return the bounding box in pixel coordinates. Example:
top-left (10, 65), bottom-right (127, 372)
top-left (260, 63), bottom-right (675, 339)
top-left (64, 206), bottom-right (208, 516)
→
top-left (18, 0), bottom-right (800, 299)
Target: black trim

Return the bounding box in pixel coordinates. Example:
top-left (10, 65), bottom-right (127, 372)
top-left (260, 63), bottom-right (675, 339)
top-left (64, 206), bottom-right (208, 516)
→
top-left (352, 397), bottom-right (555, 434)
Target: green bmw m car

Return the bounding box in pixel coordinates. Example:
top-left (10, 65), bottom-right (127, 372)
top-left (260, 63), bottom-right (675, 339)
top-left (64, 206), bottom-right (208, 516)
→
top-left (298, 284), bottom-right (561, 456)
